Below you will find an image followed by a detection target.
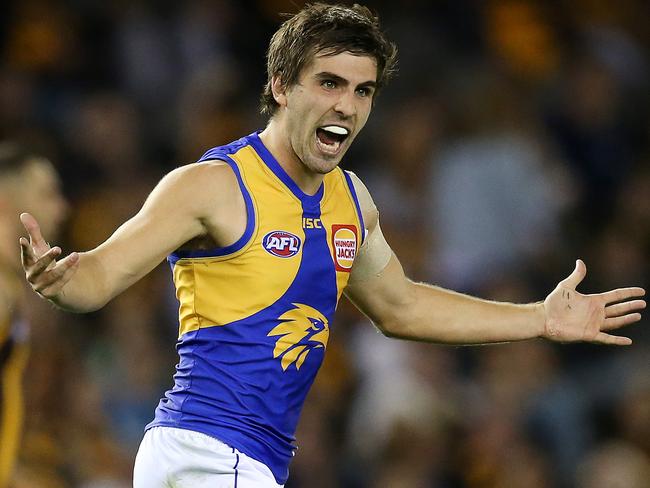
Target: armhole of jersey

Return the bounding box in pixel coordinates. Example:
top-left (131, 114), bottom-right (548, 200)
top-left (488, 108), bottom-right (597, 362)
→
top-left (168, 155), bottom-right (256, 266)
top-left (343, 170), bottom-right (366, 246)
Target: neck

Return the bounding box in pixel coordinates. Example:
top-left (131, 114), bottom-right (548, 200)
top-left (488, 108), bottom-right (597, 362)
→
top-left (259, 120), bottom-right (324, 196)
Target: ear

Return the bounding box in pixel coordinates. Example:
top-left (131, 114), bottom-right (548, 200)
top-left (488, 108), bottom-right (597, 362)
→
top-left (271, 75), bottom-right (288, 108)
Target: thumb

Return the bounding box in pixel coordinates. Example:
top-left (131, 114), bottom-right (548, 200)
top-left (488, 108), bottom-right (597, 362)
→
top-left (20, 212), bottom-right (49, 254)
top-left (561, 259), bottom-right (586, 290)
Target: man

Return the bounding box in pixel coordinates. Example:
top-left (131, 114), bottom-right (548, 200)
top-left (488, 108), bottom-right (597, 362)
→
top-left (0, 143), bottom-right (67, 487)
top-left (19, 4), bottom-right (645, 488)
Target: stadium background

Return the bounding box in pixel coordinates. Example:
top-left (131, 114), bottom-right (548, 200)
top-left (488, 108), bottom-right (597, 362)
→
top-left (1, 0), bottom-right (649, 486)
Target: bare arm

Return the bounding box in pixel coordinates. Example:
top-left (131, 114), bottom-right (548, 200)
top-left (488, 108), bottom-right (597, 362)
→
top-left (20, 161), bottom-right (244, 312)
top-left (344, 173), bottom-right (646, 346)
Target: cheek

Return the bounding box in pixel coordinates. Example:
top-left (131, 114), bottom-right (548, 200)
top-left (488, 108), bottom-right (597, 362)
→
top-left (17, 187), bottom-right (38, 213)
top-left (360, 98), bottom-right (373, 119)
top-left (25, 188), bottom-right (67, 225)
top-left (355, 105), bottom-right (372, 132)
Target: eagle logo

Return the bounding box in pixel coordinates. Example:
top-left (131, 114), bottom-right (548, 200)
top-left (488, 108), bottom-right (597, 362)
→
top-left (268, 304), bottom-right (330, 371)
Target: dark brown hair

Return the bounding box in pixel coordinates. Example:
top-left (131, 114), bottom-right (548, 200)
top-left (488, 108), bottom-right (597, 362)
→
top-left (260, 2), bottom-right (398, 116)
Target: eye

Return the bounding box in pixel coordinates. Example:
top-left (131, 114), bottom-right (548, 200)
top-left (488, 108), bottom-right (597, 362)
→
top-left (356, 87), bottom-right (373, 98)
top-left (321, 79), bottom-right (337, 89)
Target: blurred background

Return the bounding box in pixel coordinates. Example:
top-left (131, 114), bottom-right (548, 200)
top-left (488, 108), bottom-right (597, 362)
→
top-left (1, 0), bottom-right (649, 486)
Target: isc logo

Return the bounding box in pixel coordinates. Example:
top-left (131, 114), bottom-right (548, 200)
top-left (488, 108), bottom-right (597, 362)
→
top-left (263, 231), bottom-right (302, 258)
top-left (302, 217), bottom-right (323, 229)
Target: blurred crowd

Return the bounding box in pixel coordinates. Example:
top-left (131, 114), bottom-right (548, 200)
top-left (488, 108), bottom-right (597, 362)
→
top-left (1, 0), bottom-right (649, 487)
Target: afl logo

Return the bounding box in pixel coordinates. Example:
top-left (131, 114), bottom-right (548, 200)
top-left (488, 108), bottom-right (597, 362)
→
top-left (263, 231), bottom-right (301, 258)
top-left (332, 224), bottom-right (357, 272)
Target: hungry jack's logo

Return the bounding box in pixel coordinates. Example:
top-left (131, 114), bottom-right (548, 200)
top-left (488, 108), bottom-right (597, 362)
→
top-left (332, 224), bottom-right (357, 272)
top-left (268, 304), bottom-right (330, 371)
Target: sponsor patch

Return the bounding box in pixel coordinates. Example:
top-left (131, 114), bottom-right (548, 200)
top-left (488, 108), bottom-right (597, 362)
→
top-left (263, 231), bottom-right (301, 258)
top-left (331, 225), bottom-right (357, 272)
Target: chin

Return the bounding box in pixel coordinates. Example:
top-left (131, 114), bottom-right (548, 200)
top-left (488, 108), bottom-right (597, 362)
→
top-left (308, 157), bottom-right (342, 174)
top-left (310, 149), bottom-right (349, 173)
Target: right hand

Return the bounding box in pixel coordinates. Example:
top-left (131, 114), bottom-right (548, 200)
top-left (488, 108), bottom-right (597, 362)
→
top-left (20, 212), bottom-right (79, 300)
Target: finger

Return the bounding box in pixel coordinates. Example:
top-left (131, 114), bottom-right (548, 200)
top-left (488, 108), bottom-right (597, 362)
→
top-left (19, 237), bottom-right (37, 267)
top-left (36, 254), bottom-right (80, 295)
top-left (598, 287), bottom-right (646, 305)
top-left (605, 300), bottom-right (646, 318)
top-left (602, 313), bottom-right (642, 331)
top-left (590, 332), bottom-right (632, 346)
top-left (20, 212), bottom-right (49, 254)
top-left (560, 259), bottom-right (587, 290)
top-left (25, 247), bottom-right (62, 281)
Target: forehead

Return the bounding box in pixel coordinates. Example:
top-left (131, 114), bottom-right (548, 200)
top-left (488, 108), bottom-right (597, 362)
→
top-left (302, 51), bottom-right (378, 83)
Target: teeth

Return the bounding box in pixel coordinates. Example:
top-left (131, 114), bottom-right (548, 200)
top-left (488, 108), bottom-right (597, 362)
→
top-left (321, 125), bottom-right (349, 135)
top-left (316, 138), bottom-right (341, 153)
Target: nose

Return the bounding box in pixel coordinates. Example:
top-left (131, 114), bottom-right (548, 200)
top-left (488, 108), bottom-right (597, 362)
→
top-left (333, 89), bottom-right (356, 118)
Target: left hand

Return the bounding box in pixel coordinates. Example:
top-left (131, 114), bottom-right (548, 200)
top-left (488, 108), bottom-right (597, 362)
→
top-left (543, 260), bottom-right (646, 345)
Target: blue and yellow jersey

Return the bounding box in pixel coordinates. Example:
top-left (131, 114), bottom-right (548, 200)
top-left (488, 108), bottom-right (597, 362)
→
top-left (148, 132), bottom-right (365, 484)
top-left (0, 272), bottom-right (29, 488)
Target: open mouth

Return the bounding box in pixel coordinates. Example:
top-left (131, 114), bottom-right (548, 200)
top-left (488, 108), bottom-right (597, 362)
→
top-left (315, 125), bottom-right (350, 155)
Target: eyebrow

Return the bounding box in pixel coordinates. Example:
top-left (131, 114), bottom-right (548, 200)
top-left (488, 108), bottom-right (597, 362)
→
top-left (315, 71), bottom-right (377, 90)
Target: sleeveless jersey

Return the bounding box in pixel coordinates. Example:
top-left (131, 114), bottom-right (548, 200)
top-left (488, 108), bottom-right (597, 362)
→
top-left (0, 271), bottom-right (29, 488)
top-left (147, 132), bottom-right (365, 484)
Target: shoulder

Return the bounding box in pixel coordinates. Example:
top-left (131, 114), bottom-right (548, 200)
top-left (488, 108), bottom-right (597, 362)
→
top-left (152, 161), bottom-right (243, 212)
top-left (165, 160), bottom-right (238, 191)
top-left (344, 170), bottom-right (378, 230)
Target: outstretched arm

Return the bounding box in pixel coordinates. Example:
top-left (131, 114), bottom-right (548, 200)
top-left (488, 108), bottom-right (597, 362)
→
top-left (20, 162), bottom-right (244, 313)
top-left (344, 174), bottom-right (646, 346)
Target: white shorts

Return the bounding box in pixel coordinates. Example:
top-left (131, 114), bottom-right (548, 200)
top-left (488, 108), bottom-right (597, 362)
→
top-left (133, 427), bottom-right (284, 488)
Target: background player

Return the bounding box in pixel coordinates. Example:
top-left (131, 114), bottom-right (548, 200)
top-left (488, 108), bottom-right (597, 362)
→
top-left (0, 143), bottom-right (67, 487)
top-left (17, 3), bottom-right (647, 487)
